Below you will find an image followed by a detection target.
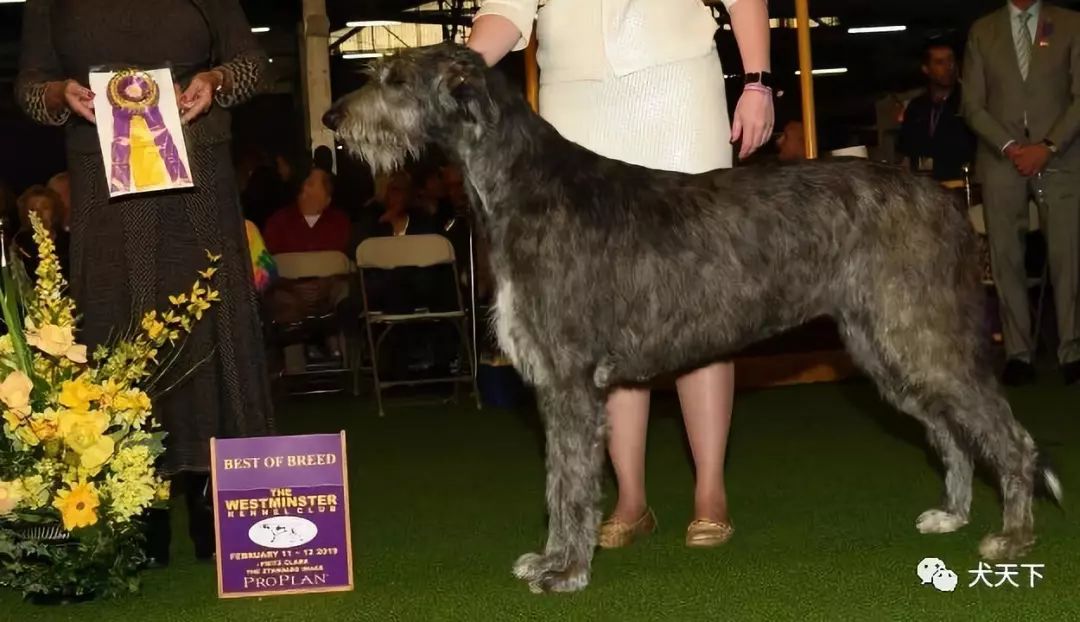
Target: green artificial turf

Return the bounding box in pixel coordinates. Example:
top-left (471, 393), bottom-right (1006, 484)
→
top-left (3, 378), bottom-right (1077, 621)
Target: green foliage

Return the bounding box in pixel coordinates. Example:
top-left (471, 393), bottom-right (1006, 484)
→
top-left (0, 521), bottom-right (148, 599)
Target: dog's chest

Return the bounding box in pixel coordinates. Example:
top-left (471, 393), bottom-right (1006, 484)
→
top-left (492, 280), bottom-right (547, 386)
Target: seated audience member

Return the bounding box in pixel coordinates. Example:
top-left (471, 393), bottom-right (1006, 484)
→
top-left (441, 165), bottom-right (469, 216)
top-left (357, 172), bottom-right (460, 377)
top-left (898, 41), bottom-right (976, 181)
top-left (313, 145), bottom-right (335, 173)
top-left (362, 172), bottom-right (442, 241)
top-left (264, 168), bottom-right (351, 255)
top-left (46, 172), bottom-right (71, 232)
top-left (776, 120), bottom-right (807, 162)
top-left (264, 168), bottom-right (352, 360)
top-left (12, 185), bottom-right (69, 278)
top-left (412, 164), bottom-right (455, 229)
top-left (242, 150), bottom-right (298, 230)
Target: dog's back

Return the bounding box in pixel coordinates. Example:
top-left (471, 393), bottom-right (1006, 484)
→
top-left (531, 155), bottom-right (981, 373)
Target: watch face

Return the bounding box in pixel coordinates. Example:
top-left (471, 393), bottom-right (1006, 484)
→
top-left (745, 72), bottom-right (774, 88)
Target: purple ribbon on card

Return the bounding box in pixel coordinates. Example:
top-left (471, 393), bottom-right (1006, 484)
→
top-left (106, 70), bottom-right (189, 193)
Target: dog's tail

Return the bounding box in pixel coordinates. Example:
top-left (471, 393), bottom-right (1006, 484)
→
top-left (1037, 449), bottom-right (1064, 508)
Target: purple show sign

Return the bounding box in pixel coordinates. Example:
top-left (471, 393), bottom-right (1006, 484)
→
top-left (211, 433), bottom-right (354, 598)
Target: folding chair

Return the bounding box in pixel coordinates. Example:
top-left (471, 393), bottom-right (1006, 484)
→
top-left (963, 176), bottom-right (1050, 351)
top-left (355, 234), bottom-right (481, 416)
top-left (269, 250), bottom-right (354, 395)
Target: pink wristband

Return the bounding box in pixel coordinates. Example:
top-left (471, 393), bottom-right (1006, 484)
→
top-left (744, 84), bottom-right (773, 95)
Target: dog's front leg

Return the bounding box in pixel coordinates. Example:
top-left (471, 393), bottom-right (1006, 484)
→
top-left (513, 381), bottom-right (606, 593)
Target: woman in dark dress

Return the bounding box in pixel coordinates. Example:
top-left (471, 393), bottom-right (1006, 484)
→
top-left (16, 0), bottom-right (274, 563)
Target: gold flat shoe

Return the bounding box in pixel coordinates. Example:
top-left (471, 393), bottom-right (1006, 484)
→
top-left (598, 508), bottom-right (657, 549)
top-left (685, 518), bottom-right (734, 548)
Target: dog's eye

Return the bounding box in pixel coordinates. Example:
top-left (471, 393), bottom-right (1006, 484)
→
top-left (383, 70), bottom-right (407, 86)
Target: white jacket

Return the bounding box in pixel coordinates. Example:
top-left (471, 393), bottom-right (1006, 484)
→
top-left (475, 0), bottom-right (737, 83)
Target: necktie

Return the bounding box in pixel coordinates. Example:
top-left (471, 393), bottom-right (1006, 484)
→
top-left (1017, 11), bottom-right (1033, 81)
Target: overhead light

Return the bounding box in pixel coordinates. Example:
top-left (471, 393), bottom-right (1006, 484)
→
top-left (342, 53), bottom-right (384, 60)
top-left (251, 26), bottom-right (270, 33)
top-left (795, 67), bottom-right (849, 76)
top-left (346, 20), bottom-right (402, 28)
top-left (0, 1), bottom-right (27, 4)
top-left (268, 58), bottom-right (274, 63)
top-left (848, 25), bottom-right (906, 34)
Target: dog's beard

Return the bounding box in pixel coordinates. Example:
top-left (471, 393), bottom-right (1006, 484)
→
top-left (344, 135), bottom-right (422, 175)
top-left (336, 103), bottom-right (425, 175)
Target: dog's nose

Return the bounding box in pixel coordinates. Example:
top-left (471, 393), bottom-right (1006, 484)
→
top-left (322, 108), bottom-right (342, 131)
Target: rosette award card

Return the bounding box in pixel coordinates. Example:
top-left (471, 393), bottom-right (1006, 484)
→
top-left (89, 67), bottom-right (194, 197)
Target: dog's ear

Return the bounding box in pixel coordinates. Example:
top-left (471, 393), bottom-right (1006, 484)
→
top-left (442, 60), bottom-right (477, 99)
top-left (445, 67), bottom-right (469, 94)
top-left (441, 61), bottom-right (497, 124)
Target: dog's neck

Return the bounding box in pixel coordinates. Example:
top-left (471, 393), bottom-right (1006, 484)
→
top-left (444, 96), bottom-right (568, 235)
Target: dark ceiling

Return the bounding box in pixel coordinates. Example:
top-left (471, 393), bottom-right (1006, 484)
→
top-left (3, 1), bottom-right (1080, 132)
top-left (2, 0), bottom-right (1077, 189)
top-left (4, 1), bottom-right (1077, 68)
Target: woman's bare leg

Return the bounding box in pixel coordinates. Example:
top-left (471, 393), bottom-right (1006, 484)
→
top-left (605, 386), bottom-right (652, 522)
top-left (675, 362), bottom-right (735, 522)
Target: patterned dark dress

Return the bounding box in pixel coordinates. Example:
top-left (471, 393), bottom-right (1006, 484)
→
top-left (17, 0), bottom-right (274, 475)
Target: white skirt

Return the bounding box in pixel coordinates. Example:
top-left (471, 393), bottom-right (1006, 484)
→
top-left (538, 50), bottom-right (733, 175)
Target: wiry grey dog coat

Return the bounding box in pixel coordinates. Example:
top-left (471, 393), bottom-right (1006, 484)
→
top-left (324, 43), bottom-right (1061, 594)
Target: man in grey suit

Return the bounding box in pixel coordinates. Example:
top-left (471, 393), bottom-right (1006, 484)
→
top-left (963, 0), bottom-right (1080, 385)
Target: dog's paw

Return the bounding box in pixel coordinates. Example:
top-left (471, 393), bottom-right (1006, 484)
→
top-left (512, 551), bottom-right (590, 594)
top-left (978, 531), bottom-right (1035, 561)
top-left (916, 509), bottom-right (969, 534)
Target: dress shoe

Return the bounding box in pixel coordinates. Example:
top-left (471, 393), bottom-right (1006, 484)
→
top-left (597, 508), bottom-right (656, 549)
top-left (1001, 359), bottom-right (1036, 386)
top-left (1062, 360), bottom-right (1080, 386)
top-left (685, 519), bottom-right (735, 548)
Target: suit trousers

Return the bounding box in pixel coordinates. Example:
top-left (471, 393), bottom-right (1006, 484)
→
top-left (983, 164), bottom-right (1080, 364)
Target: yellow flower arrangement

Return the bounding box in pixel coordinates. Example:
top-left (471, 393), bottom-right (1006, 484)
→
top-left (25, 320), bottom-right (87, 363)
top-left (0, 480), bottom-right (22, 515)
top-left (0, 213), bottom-right (221, 598)
top-left (0, 370), bottom-right (32, 424)
top-left (52, 482), bottom-right (100, 531)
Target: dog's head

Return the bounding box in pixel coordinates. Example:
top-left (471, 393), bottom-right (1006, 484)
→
top-left (323, 42), bottom-right (499, 173)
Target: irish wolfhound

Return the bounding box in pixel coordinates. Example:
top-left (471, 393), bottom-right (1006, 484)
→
top-left (324, 43), bottom-right (1060, 594)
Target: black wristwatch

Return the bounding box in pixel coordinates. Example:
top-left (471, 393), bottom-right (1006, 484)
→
top-left (744, 71), bottom-right (775, 89)
top-left (1042, 139), bottom-right (1059, 155)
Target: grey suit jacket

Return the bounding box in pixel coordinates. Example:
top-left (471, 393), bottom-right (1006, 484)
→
top-left (962, 3), bottom-right (1080, 177)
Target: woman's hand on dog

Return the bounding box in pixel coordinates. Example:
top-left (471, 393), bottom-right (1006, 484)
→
top-left (731, 88), bottom-right (775, 161)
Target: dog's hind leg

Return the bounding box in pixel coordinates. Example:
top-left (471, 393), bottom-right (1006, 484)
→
top-left (838, 316), bottom-right (973, 534)
top-left (513, 379), bottom-right (606, 593)
top-left (952, 388), bottom-right (1039, 560)
top-left (845, 311), bottom-right (1038, 559)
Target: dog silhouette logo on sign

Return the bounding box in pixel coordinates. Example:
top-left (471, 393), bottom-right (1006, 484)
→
top-left (248, 516), bottom-right (319, 549)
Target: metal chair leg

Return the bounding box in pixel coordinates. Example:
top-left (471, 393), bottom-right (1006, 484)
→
top-left (372, 324), bottom-right (402, 417)
top-left (451, 317), bottom-right (481, 411)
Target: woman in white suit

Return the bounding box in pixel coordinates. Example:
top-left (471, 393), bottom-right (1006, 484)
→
top-left (469, 0), bottom-right (773, 547)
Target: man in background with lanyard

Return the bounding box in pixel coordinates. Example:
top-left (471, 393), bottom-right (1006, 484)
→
top-left (899, 41), bottom-right (976, 181)
top-left (964, 0), bottom-right (1080, 386)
